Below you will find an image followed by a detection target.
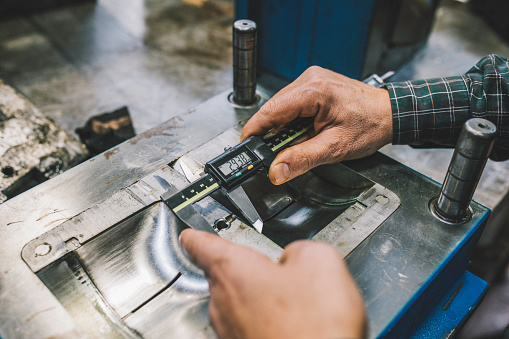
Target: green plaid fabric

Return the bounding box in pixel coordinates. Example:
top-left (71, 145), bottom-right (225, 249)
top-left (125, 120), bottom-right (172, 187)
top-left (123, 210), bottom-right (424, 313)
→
top-left (386, 54), bottom-right (509, 161)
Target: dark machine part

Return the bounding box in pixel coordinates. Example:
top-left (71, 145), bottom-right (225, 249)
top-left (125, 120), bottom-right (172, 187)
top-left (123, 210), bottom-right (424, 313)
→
top-left (0, 0), bottom-right (95, 19)
top-left (434, 118), bottom-right (497, 222)
top-left (471, 0), bottom-right (509, 43)
top-left (209, 166), bottom-right (372, 248)
top-left (235, 0), bottom-right (439, 81)
top-left (232, 19), bottom-right (257, 106)
top-left (75, 106), bottom-right (135, 157)
top-left (363, 0), bottom-right (440, 78)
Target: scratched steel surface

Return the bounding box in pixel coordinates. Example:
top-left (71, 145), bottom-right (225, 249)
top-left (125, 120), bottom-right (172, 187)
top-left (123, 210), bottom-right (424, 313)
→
top-left (345, 154), bottom-right (488, 337)
top-left (0, 90), bottom-right (261, 338)
top-left (17, 123), bottom-right (399, 338)
top-left (0, 86), bottom-right (489, 339)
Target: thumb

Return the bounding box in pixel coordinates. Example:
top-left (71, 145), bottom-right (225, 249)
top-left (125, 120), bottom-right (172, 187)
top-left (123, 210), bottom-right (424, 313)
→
top-left (269, 130), bottom-right (340, 185)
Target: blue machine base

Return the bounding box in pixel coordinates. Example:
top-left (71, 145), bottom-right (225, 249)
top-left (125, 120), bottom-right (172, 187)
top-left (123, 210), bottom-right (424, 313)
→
top-left (411, 271), bottom-right (488, 338)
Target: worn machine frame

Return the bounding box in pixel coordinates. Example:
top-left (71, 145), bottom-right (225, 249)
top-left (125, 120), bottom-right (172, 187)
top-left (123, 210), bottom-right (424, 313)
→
top-left (0, 88), bottom-right (489, 338)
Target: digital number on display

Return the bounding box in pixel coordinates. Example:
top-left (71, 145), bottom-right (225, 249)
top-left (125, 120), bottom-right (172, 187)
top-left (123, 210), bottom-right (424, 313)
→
top-left (218, 152), bottom-right (251, 176)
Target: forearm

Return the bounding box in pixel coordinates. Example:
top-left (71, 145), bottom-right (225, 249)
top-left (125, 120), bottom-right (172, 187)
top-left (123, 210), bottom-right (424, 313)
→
top-left (386, 54), bottom-right (509, 160)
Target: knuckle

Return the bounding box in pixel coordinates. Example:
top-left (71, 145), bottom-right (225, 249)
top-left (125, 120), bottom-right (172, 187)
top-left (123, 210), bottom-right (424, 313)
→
top-left (301, 87), bottom-right (316, 98)
top-left (286, 240), bottom-right (318, 255)
top-left (284, 240), bottom-right (308, 253)
top-left (316, 242), bottom-right (340, 258)
top-left (256, 102), bottom-right (280, 124)
top-left (329, 144), bottom-right (346, 162)
top-left (258, 101), bottom-right (276, 117)
top-left (305, 65), bottom-right (325, 75)
top-left (306, 242), bottom-right (340, 262)
top-left (301, 66), bottom-right (327, 86)
top-left (307, 74), bottom-right (326, 88)
top-left (300, 89), bottom-right (323, 115)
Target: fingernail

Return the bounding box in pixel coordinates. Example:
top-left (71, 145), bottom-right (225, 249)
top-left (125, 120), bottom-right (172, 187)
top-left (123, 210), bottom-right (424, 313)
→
top-left (274, 163), bottom-right (291, 184)
top-left (179, 233), bottom-right (189, 258)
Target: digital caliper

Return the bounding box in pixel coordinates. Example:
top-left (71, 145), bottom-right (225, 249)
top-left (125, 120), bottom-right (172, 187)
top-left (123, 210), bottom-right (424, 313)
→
top-left (161, 73), bottom-right (392, 234)
top-left (161, 117), bottom-right (314, 233)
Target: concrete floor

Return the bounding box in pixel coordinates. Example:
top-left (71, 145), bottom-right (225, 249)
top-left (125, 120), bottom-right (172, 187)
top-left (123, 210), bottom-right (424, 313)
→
top-left (0, 0), bottom-right (508, 337)
top-left (0, 0), bottom-right (234, 135)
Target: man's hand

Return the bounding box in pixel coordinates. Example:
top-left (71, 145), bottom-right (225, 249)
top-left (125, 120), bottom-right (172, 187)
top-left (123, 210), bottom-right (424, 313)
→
top-left (180, 229), bottom-right (366, 339)
top-left (241, 66), bottom-right (392, 185)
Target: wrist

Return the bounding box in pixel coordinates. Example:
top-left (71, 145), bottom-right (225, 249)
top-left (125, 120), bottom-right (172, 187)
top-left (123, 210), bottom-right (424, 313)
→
top-left (371, 87), bottom-right (393, 148)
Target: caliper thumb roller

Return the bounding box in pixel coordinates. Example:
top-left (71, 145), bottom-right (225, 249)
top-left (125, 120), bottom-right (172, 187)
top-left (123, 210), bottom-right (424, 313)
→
top-left (434, 118), bottom-right (497, 223)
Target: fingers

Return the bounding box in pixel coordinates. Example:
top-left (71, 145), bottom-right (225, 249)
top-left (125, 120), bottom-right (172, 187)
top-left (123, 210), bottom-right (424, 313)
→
top-left (279, 241), bottom-right (344, 269)
top-left (241, 85), bottom-right (322, 141)
top-left (179, 229), bottom-right (235, 275)
top-left (179, 229), bottom-right (274, 279)
top-left (279, 241), bottom-right (363, 309)
top-left (241, 93), bottom-right (304, 141)
top-left (241, 65), bottom-right (343, 141)
top-left (268, 128), bottom-right (343, 184)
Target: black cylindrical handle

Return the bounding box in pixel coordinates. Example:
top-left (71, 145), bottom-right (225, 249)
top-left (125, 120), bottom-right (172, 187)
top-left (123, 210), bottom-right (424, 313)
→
top-left (233, 20), bottom-right (257, 106)
top-left (435, 118), bottom-right (496, 222)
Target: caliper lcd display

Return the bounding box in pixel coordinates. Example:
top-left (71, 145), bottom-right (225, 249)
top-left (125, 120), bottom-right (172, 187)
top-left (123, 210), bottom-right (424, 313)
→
top-left (218, 151), bottom-right (252, 176)
top-left (205, 136), bottom-right (267, 190)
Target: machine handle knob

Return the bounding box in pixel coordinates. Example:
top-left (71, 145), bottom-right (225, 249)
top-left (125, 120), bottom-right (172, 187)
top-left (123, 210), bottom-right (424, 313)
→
top-left (434, 118), bottom-right (497, 222)
top-left (232, 19), bottom-right (257, 106)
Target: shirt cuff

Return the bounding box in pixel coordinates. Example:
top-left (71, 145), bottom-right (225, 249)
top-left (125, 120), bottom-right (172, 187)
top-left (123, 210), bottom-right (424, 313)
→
top-left (385, 76), bottom-right (471, 146)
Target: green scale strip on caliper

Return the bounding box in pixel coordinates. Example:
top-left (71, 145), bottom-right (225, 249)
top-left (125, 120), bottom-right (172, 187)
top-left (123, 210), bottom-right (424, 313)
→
top-left (165, 175), bottom-right (220, 212)
top-left (164, 117), bottom-right (314, 214)
top-left (265, 118), bottom-right (313, 152)
top-left (164, 73), bottom-right (385, 215)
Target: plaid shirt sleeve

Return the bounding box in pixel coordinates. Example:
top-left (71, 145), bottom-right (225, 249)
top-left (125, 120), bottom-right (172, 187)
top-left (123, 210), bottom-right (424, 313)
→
top-left (385, 54), bottom-right (509, 161)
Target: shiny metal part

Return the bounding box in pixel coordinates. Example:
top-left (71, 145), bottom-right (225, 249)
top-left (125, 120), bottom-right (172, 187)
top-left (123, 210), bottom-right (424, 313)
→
top-left (38, 202), bottom-right (215, 338)
top-left (76, 203), bottom-right (184, 318)
top-left (181, 126), bottom-right (393, 249)
top-left (0, 90), bottom-right (265, 339)
top-left (172, 203), bottom-right (219, 235)
top-left (37, 253), bottom-right (141, 339)
top-left (22, 166), bottom-right (185, 272)
top-left (232, 19), bottom-right (257, 106)
top-left (219, 219), bottom-right (282, 262)
top-left (435, 118), bottom-right (496, 222)
top-left (175, 154), bottom-right (205, 183)
top-left (222, 185), bottom-right (263, 232)
top-left (0, 85), bottom-right (491, 339)
top-left (313, 184), bottom-right (400, 256)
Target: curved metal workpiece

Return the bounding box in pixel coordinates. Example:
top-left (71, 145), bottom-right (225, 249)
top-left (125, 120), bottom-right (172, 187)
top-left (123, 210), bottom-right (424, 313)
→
top-left (435, 118), bottom-right (497, 222)
top-left (0, 83), bottom-right (492, 339)
top-left (77, 202), bottom-right (215, 337)
top-left (232, 19), bottom-right (257, 106)
top-left (36, 202), bottom-right (215, 338)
